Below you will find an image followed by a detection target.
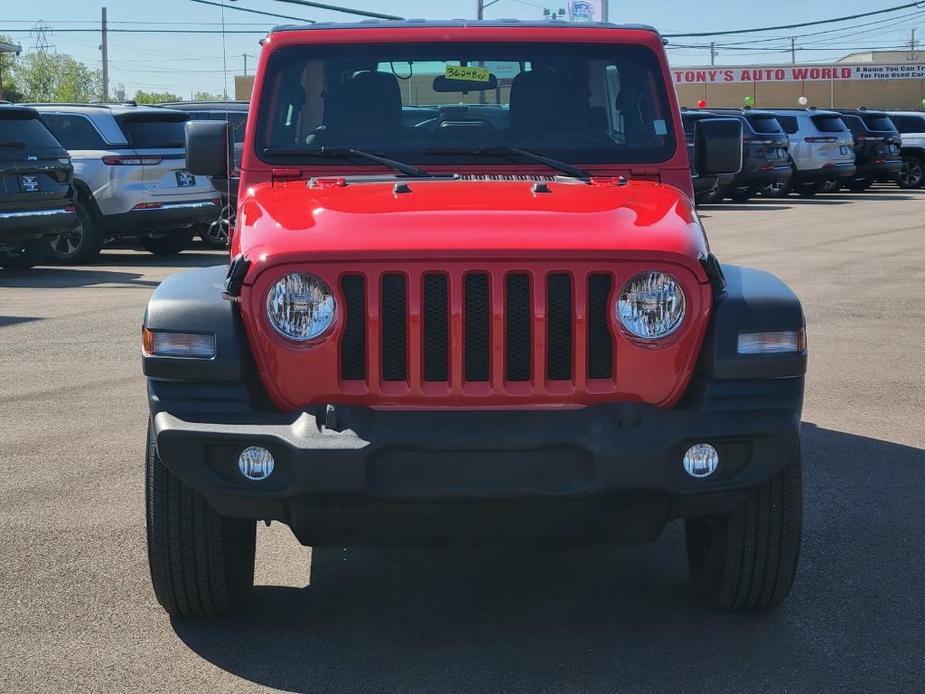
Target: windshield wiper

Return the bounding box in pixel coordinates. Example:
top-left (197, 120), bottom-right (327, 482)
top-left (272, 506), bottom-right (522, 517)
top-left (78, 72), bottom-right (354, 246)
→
top-left (262, 146), bottom-right (439, 178)
top-left (425, 146), bottom-right (592, 182)
top-left (0, 141), bottom-right (27, 148)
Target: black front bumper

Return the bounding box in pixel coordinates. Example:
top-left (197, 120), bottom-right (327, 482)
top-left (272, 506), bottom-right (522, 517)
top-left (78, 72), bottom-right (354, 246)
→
top-left (0, 205), bottom-right (76, 245)
top-left (151, 377), bottom-right (803, 546)
top-left (102, 199), bottom-right (220, 236)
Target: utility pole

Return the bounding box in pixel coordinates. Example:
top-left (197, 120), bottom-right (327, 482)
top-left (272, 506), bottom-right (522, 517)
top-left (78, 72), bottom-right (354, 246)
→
top-left (910, 29), bottom-right (918, 61)
top-left (243, 53), bottom-right (248, 76)
top-left (790, 37), bottom-right (796, 65)
top-left (710, 42), bottom-right (718, 66)
top-left (101, 7), bottom-right (109, 103)
top-left (601, 0), bottom-right (609, 22)
top-left (477, 0), bottom-right (500, 19)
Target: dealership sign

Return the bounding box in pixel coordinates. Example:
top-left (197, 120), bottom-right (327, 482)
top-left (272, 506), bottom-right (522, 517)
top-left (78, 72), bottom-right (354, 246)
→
top-left (673, 64), bottom-right (925, 84)
top-left (567, 1), bottom-right (603, 22)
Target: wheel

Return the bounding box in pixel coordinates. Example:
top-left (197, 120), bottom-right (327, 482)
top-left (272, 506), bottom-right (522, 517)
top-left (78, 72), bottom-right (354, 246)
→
top-left (141, 229), bottom-right (194, 256)
top-left (762, 178), bottom-right (792, 198)
top-left (898, 155), bottom-right (925, 189)
top-left (685, 457), bottom-right (803, 613)
top-left (48, 202), bottom-right (103, 265)
top-left (795, 181), bottom-right (821, 198)
top-left (198, 202), bottom-right (232, 249)
top-left (846, 177), bottom-right (873, 193)
top-left (728, 187), bottom-right (755, 203)
top-left (146, 421), bottom-right (256, 617)
top-left (0, 239), bottom-right (50, 270)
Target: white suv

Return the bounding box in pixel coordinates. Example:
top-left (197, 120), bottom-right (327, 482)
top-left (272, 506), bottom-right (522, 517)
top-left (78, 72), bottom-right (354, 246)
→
top-left (888, 111), bottom-right (925, 189)
top-left (32, 104), bottom-right (221, 263)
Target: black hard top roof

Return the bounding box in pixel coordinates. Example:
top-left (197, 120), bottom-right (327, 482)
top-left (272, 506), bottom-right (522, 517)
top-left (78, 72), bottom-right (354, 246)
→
top-left (271, 19), bottom-right (658, 34)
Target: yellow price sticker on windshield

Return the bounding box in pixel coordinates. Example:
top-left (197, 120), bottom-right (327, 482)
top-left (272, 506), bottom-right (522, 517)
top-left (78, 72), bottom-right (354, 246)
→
top-left (445, 65), bottom-right (491, 82)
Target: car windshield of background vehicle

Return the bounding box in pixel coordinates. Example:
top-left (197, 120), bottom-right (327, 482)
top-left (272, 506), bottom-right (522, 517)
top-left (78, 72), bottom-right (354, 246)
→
top-left (0, 117), bottom-right (62, 156)
top-left (118, 118), bottom-right (188, 149)
top-left (257, 42), bottom-right (676, 168)
top-left (811, 115), bottom-right (849, 133)
top-left (891, 115), bottom-right (925, 133)
top-left (747, 115), bottom-right (784, 134)
top-left (861, 114), bottom-right (897, 132)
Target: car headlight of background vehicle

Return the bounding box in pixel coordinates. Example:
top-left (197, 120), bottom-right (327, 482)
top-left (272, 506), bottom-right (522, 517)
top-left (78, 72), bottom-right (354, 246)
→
top-left (266, 272), bottom-right (336, 341)
top-left (617, 271), bottom-right (686, 339)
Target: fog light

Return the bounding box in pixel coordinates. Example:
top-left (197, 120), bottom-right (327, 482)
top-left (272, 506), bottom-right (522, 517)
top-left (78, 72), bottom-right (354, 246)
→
top-left (238, 446), bottom-right (275, 481)
top-left (683, 444), bottom-right (719, 478)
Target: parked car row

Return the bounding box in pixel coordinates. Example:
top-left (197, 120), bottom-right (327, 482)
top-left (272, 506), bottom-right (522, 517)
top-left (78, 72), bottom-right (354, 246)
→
top-left (0, 100), bottom-right (252, 269)
top-left (683, 106), bottom-right (920, 203)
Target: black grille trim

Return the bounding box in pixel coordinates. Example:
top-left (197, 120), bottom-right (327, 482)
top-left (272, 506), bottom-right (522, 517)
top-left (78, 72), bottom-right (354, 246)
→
top-left (505, 273), bottom-right (532, 382)
top-left (340, 275), bottom-right (366, 381)
top-left (588, 274), bottom-right (614, 379)
top-left (381, 274), bottom-right (407, 382)
top-left (546, 274), bottom-right (573, 381)
top-left (464, 273), bottom-right (490, 382)
top-left (422, 273), bottom-right (449, 382)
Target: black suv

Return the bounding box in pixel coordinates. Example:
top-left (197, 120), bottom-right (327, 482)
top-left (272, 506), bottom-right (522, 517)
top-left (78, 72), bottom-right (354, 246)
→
top-left (835, 109), bottom-right (903, 192)
top-left (0, 105), bottom-right (76, 270)
top-left (680, 109), bottom-right (738, 204)
top-left (707, 108), bottom-right (791, 202)
top-left (158, 100), bottom-right (249, 248)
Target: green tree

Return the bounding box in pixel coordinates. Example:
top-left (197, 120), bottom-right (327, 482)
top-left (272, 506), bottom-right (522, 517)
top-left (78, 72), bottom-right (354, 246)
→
top-left (13, 51), bottom-right (102, 103)
top-left (191, 90), bottom-right (223, 102)
top-left (133, 89), bottom-right (183, 105)
top-left (0, 35), bottom-right (24, 102)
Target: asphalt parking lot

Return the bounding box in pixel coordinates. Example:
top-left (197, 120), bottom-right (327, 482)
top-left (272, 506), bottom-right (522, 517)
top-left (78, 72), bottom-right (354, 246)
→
top-left (1, 187), bottom-right (924, 693)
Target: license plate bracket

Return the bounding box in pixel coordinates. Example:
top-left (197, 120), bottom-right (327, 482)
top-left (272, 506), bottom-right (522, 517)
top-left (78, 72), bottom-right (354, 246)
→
top-left (20, 175), bottom-right (40, 193)
top-left (176, 171), bottom-right (195, 187)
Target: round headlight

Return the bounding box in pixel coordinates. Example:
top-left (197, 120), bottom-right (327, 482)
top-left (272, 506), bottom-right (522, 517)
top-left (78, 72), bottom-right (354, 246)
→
top-left (617, 271), bottom-right (686, 339)
top-left (266, 272), bottom-right (336, 341)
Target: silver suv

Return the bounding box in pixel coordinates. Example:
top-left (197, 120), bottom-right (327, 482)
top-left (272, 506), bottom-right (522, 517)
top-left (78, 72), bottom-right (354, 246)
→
top-left (765, 109), bottom-right (856, 196)
top-left (888, 111), bottom-right (925, 189)
top-left (31, 104), bottom-right (220, 263)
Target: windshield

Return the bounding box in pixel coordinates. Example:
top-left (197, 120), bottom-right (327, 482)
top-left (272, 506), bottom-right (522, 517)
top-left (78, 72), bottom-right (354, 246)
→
top-left (747, 115), bottom-right (784, 135)
top-left (118, 117), bottom-right (188, 149)
top-left (256, 42), bottom-right (677, 168)
top-left (0, 116), bottom-right (63, 155)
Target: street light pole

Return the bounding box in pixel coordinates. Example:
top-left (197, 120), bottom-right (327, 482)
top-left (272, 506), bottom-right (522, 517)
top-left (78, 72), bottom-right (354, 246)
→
top-left (601, 0), bottom-right (609, 22)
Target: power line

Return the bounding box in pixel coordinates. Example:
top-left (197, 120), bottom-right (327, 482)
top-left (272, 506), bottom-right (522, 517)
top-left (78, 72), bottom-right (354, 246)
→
top-left (189, 0), bottom-right (315, 24)
top-left (268, 0), bottom-right (403, 21)
top-left (664, 1), bottom-right (925, 38)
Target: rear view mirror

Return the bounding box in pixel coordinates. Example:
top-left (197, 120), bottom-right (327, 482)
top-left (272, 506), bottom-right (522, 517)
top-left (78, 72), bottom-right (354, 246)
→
top-left (694, 118), bottom-right (743, 176)
top-left (185, 120), bottom-right (232, 178)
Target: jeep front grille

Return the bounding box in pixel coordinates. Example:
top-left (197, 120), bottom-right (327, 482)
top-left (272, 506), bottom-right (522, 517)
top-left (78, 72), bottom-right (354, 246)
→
top-left (338, 266), bottom-right (617, 394)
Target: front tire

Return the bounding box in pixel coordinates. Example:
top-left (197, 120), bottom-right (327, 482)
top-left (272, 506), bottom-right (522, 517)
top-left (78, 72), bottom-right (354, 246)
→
top-left (146, 422), bottom-right (256, 617)
top-left (0, 239), bottom-right (50, 270)
top-left (685, 457), bottom-right (803, 613)
top-left (141, 230), bottom-right (194, 256)
top-left (728, 187), bottom-right (755, 203)
top-left (846, 177), bottom-right (872, 193)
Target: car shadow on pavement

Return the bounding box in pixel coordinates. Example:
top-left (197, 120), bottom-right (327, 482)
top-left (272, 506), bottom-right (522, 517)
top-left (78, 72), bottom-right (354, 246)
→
top-left (171, 423), bottom-right (925, 693)
top-left (0, 316), bottom-right (43, 328)
top-left (0, 267), bottom-right (161, 289)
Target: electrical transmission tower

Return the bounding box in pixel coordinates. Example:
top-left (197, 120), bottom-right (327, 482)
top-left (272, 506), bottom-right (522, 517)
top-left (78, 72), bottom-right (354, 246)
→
top-left (30, 21), bottom-right (55, 53)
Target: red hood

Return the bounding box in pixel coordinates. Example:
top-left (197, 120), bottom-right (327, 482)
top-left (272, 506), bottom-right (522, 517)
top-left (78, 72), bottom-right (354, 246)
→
top-left (235, 178), bottom-right (710, 281)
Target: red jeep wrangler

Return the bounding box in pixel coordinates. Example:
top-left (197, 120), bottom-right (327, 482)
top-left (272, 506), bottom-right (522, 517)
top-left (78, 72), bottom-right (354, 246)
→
top-left (142, 21), bottom-right (806, 618)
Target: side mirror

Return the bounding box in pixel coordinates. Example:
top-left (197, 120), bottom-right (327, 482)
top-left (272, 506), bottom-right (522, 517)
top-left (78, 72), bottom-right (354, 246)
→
top-left (694, 118), bottom-right (743, 176)
top-left (185, 120), bottom-right (231, 178)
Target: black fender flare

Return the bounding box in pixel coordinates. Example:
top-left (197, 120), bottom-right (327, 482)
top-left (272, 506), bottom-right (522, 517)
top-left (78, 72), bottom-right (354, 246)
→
top-left (697, 264), bottom-right (807, 380)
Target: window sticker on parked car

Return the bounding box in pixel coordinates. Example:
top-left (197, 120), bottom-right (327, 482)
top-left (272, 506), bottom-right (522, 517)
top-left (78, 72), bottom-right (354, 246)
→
top-left (653, 120), bottom-right (668, 135)
top-left (445, 65), bottom-right (490, 82)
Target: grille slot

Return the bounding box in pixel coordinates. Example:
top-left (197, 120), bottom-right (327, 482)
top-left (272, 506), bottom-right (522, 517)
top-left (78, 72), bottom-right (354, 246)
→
top-left (340, 275), bottom-right (366, 380)
top-left (381, 274), bottom-right (407, 382)
top-left (422, 274), bottom-right (449, 382)
top-left (464, 273), bottom-right (490, 382)
top-left (506, 273), bottom-right (532, 382)
top-left (546, 274), bottom-right (573, 381)
top-left (588, 274), bottom-right (614, 379)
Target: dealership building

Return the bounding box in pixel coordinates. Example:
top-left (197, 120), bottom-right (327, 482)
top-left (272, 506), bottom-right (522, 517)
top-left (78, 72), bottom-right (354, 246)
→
top-left (674, 51), bottom-right (925, 110)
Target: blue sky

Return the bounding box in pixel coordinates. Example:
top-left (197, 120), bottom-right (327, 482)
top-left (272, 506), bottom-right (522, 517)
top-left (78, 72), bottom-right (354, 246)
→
top-left (1, 1), bottom-right (922, 96)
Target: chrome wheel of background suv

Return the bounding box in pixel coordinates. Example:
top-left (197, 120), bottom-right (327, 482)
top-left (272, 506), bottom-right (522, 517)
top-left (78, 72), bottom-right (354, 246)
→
top-left (199, 202), bottom-right (233, 249)
top-left (48, 203), bottom-right (104, 265)
top-left (899, 156), bottom-right (925, 189)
